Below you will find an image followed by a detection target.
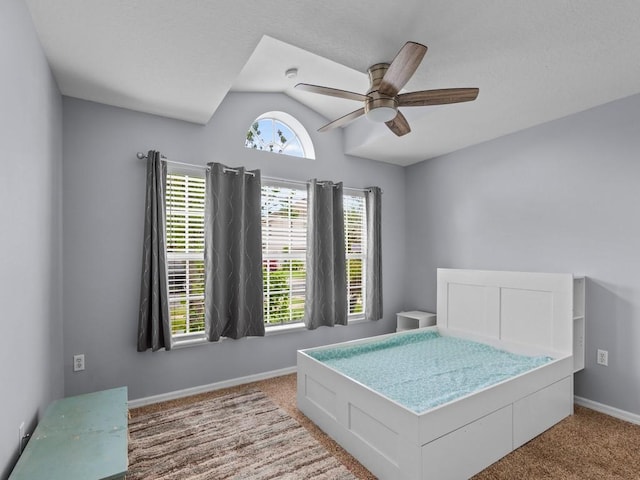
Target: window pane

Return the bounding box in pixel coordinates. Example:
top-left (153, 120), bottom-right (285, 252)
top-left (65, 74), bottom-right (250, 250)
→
top-left (262, 184), bottom-right (307, 325)
top-left (169, 299), bottom-right (187, 334)
top-left (282, 138), bottom-right (304, 158)
top-left (167, 173), bottom-right (206, 336)
top-left (244, 113), bottom-right (311, 159)
top-left (347, 259), bottom-right (364, 314)
top-left (188, 298), bottom-right (205, 332)
top-left (345, 194), bottom-right (367, 317)
top-left (168, 259), bottom-right (187, 296)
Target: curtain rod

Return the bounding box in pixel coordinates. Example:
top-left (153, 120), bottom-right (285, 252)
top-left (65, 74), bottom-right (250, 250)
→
top-left (136, 152), bottom-right (254, 177)
top-left (136, 152), bottom-right (379, 194)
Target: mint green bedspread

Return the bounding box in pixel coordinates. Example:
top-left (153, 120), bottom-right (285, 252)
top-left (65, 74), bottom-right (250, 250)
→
top-left (308, 330), bottom-right (551, 413)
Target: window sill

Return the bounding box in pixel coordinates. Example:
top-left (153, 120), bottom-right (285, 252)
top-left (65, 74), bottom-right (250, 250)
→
top-left (171, 334), bottom-right (208, 349)
top-left (170, 316), bottom-right (369, 349)
top-left (264, 322), bottom-right (306, 336)
top-left (265, 315), bottom-right (368, 335)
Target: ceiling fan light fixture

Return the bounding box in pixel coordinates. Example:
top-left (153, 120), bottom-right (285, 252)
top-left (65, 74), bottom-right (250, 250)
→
top-left (365, 106), bottom-right (397, 123)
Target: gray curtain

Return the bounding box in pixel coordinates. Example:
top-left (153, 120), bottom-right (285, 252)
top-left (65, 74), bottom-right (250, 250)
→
top-left (365, 186), bottom-right (383, 320)
top-left (137, 150), bottom-right (172, 351)
top-left (204, 163), bottom-right (264, 341)
top-left (304, 179), bottom-right (347, 329)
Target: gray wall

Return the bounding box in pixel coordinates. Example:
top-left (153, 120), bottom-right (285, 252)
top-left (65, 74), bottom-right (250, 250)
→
top-left (0, 0), bottom-right (63, 477)
top-left (62, 92), bottom-right (405, 400)
top-left (405, 93), bottom-right (640, 416)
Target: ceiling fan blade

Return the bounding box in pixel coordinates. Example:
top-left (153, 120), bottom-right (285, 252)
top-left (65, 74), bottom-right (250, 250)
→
top-left (318, 108), bottom-right (366, 132)
top-left (378, 42), bottom-right (428, 97)
top-left (398, 88), bottom-right (479, 107)
top-left (397, 88), bottom-right (479, 107)
top-left (295, 83), bottom-right (370, 102)
top-left (385, 111), bottom-right (411, 137)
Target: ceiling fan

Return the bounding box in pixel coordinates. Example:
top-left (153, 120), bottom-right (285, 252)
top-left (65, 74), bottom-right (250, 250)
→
top-left (295, 41), bottom-right (479, 137)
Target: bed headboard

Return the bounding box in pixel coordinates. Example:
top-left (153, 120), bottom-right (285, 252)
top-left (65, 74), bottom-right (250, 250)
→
top-left (436, 269), bottom-right (573, 355)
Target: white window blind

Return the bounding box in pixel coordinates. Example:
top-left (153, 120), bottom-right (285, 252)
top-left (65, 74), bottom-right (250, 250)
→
top-left (261, 184), bottom-right (307, 325)
top-left (166, 173), bottom-right (206, 336)
top-left (345, 194), bottom-right (367, 315)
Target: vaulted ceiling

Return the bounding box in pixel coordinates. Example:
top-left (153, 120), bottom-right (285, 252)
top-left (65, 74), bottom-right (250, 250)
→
top-left (25, 0), bottom-right (640, 165)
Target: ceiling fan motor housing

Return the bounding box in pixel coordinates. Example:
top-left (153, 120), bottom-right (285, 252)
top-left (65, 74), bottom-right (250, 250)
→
top-left (365, 63), bottom-right (398, 122)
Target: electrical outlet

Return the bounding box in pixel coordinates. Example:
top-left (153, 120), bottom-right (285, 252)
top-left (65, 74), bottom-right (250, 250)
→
top-left (597, 349), bottom-right (608, 366)
top-left (18, 422), bottom-right (24, 453)
top-left (73, 354), bottom-right (85, 372)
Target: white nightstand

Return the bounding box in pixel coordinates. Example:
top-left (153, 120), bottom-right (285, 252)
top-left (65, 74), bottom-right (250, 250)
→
top-left (396, 311), bottom-right (436, 332)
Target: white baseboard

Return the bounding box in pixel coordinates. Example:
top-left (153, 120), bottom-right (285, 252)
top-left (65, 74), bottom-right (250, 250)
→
top-left (574, 396), bottom-right (640, 425)
top-left (129, 374), bottom-right (640, 425)
top-left (128, 366), bottom-right (297, 408)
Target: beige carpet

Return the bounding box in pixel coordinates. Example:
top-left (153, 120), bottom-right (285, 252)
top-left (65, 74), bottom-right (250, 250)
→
top-left (473, 405), bottom-right (640, 479)
top-left (253, 374), bottom-right (640, 479)
top-left (128, 388), bottom-right (356, 479)
top-left (131, 374), bottom-right (640, 479)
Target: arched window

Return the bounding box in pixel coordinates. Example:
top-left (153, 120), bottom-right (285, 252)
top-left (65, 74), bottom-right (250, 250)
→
top-left (245, 111), bottom-right (315, 160)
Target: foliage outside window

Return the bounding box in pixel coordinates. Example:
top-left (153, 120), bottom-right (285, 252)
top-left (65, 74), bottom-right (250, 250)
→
top-left (165, 174), bottom-right (367, 336)
top-left (246, 118), bottom-right (305, 157)
top-left (244, 111), bottom-right (316, 160)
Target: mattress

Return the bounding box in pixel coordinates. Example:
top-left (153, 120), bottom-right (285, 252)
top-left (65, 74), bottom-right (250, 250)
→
top-left (307, 330), bottom-right (552, 413)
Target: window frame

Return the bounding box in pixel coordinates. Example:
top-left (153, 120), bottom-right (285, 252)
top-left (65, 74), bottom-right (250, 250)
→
top-left (165, 170), bottom-right (368, 347)
top-left (261, 180), bottom-right (308, 327)
top-left (344, 191), bottom-right (367, 318)
top-left (245, 111), bottom-right (316, 160)
top-left (165, 169), bottom-right (207, 342)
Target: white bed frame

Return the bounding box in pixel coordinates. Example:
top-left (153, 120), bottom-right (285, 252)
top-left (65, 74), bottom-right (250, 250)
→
top-left (297, 269), bottom-right (575, 479)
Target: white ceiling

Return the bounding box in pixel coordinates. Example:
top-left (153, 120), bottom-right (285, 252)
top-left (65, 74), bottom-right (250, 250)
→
top-left (25, 0), bottom-right (640, 166)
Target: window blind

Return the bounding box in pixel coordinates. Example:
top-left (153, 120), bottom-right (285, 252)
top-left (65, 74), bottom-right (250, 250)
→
top-left (261, 184), bottom-right (307, 325)
top-left (344, 194), bottom-right (367, 315)
top-left (166, 173), bottom-right (206, 335)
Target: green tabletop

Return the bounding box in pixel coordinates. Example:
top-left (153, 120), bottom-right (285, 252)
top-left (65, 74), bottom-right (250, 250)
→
top-left (9, 387), bottom-right (128, 480)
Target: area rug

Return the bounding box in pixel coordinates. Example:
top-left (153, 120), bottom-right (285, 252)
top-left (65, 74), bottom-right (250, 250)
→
top-left (127, 388), bottom-right (356, 479)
